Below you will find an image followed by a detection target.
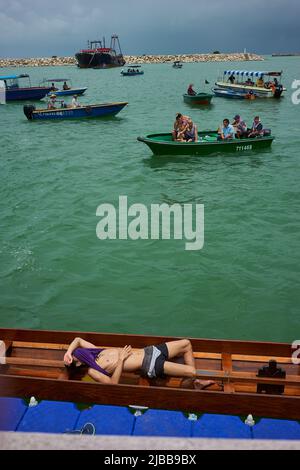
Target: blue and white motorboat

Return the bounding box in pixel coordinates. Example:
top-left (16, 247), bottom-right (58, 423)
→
top-left (23, 102), bottom-right (128, 120)
top-left (0, 74), bottom-right (51, 101)
top-left (41, 78), bottom-right (87, 97)
top-left (215, 70), bottom-right (286, 98)
top-left (212, 87), bottom-right (252, 99)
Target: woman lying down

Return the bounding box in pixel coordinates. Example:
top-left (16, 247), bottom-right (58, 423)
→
top-left (63, 337), bottom-right (217, 390)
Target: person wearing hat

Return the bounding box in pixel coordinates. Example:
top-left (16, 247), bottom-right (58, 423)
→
top-left (232, 114), bottom-right (247, 138)
top-left (71, 94), bottom-right (80, 108)
top-left (47, 94), bottom-right (57, 109)
top-left (187, 84), bottom-right (196, 96)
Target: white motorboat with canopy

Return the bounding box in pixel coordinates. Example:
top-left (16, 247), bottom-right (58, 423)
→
top-left (215, 70), bottom-right (285, 98)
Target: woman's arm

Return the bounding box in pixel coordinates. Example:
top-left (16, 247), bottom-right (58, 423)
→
top-left (64, 337), bottom-right (97, 365)
top-left (88, 345), bottom-right (132, 385)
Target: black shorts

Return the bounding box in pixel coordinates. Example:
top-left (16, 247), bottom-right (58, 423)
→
top-left (141, 343), bottom-right (169, 378)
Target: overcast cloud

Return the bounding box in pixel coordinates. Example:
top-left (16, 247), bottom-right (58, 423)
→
top-left (0, 0), bottom-right (299, 57)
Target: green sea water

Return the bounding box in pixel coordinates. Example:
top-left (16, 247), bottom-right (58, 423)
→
top-left (0, 56), bottom-right (299, 342)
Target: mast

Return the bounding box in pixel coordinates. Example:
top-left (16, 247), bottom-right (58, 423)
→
top-left (111, 34), bottom-right (123, 55)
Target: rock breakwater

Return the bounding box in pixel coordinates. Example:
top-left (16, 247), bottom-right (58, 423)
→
top-left (0, 52), bottom-right (263, 68)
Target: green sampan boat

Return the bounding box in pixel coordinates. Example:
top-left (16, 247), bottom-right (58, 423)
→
top-left (137, 132), bottom-right (274, 156)
top-left (183, 92), bottom-right (213, 105)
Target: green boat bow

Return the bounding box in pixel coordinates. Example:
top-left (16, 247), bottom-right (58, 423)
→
top-left (183, 93), bottom-right (213, 105)
top-left (137, 132), bottom-right (274, 156)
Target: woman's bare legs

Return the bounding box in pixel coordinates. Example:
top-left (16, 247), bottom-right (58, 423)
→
top-left (165, 339), bottom-right (195, 367)
top-left (164, 340), bottom-right (214, 389)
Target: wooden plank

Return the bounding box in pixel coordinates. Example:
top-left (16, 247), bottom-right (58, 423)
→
top-left (2, 368), bottom-right (61, 379)
top-left (232, 354), bottom-right (293, 364)
top-left (2, 357), bottom-right (64, 368)
top-left (12, 341), bottom-right (69, 350)
top-left (195, 369), bottom-right (300, 387)
top-left (1, 374), bottom-right (300, 420)
top-left (194, 352), bottom-right (221, 360)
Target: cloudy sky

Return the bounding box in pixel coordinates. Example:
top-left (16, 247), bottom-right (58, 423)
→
top-left (0, 0), bottom-right (299, 57)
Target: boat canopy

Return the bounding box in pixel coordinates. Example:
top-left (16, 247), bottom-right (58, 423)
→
top-left (224, 70), bottom-right (282, 77)
top-left (42, 78), bottom-right (70, 82)
top-left (0, 74), bottom-right (29, 80)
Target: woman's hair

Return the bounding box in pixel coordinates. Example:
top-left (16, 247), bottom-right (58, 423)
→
top-left (176, 113), bottom-right (182, 119)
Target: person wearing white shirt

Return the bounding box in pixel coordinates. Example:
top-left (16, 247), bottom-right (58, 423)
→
top-left (71, 95), bottom-right (80, 108)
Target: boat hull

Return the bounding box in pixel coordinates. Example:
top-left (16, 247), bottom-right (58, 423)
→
top-left (75, 52), bottom-right (125, 69)
top-left (138, 132), bottom-right (274, 156)
top-left (1, 327), bottom-right (299, 420)
top-left (24, 102), bottom-right (128, 120)
top-left (6, 87), bottom-right (52, 101)
top-left (47, 87), bottom-right (87, 97)
top-left (213, 88), bottom-right (248, 99)
top-left (121, 71), bottom-right (144, 76)
top-left (183, 93), bottom-right (213, 105)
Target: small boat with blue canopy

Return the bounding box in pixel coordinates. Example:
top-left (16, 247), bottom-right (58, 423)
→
top-left (40, 78), bottom-right (87, 97)
top-left (0, 74), bottom-right (51, 101)
top-left (215, 70), bottom-right (285, 98)
top-left (138, 131), bottom-right (274, 156)
top-left (23, 102), bottom-right (128, 120)
top-left (121, 65), bottom-right (144, 76)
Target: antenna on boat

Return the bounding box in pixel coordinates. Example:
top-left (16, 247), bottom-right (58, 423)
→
top-left (103, 36), bottom-right (106, 48)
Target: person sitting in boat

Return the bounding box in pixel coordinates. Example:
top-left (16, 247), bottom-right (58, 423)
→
top-left (218, 118), bottom-right (235, 140)
top-left (63, 336), bottom-right (216, 389)
top-left (187, 84), bottom-right (197, 96)
top-left (232, 114), bottom-right (247, 138)
top-left (248, 116), bottom-right (263, 137)
top-left (71, 95), bottom-right (80, 108)
top-left (50, 82), bottom-right (58, 91)
top-left (245, 78), bottom-right (254, 86)
top-left (184, 118), bottom-right (198, 142)
top-left (172, 113), bottom-right (189, 141)
top-left (228, 73), bottom-right (235, 84)
top-left (256, 77), bottom-right (264, 88)
top-left (63, 81), bottom-right (71, 90)
top-left (48, 94), bottom-right (57, 109)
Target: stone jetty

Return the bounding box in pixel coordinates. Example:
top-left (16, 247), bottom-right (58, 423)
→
top-left (0, 52), bottom-right (263, 68)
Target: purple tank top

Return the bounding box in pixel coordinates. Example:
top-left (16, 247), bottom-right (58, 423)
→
top-left (73, 347), bottom-right (111, 376)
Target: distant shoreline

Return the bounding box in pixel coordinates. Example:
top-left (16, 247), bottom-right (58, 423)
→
top-left (272, 53), bottom-right (300, 57)
top-left (0, 52), bottom-right (263, 68)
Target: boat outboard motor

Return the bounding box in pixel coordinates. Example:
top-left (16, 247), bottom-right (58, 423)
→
top-left (23, 105), bottom-right (36, 120)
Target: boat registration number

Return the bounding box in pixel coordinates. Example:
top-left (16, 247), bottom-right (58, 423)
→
top-left (236, 144), bottom-right (253, 151)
